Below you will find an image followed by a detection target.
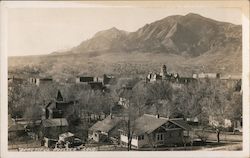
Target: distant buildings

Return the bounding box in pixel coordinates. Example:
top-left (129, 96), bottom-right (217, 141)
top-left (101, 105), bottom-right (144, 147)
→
top-left (193, 73), bottom-right (220, 79)
top-left (8, 76), bottom-right (25, 85)
top-left (146, 65), bottom-right (195, 84)
top-left (76, 74), bottom-right (115, 90)
top-left (29, 77), bottom-right (53, 87)
top-left (76, 76), bottom-right (95, 83)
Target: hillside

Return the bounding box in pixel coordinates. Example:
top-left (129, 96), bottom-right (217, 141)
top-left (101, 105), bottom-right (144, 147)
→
top-left (8, 13), bottom-right (242, 80)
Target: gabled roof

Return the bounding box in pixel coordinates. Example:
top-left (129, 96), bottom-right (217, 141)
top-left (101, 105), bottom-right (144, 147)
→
top-left (89, 115), bottom-right (123, 133)
top-left (169, 118), bottom-right (191, 131)
top-left (59, 132), bottom-right (74, 138)
top-left (132, 114), bottom-right (167, 135)
top-left (131, 114), bottom-right (191, 135)
top-left (42, 118), bottom-right (68, 127)
top-left (56, 90), bottom-right (64, 102)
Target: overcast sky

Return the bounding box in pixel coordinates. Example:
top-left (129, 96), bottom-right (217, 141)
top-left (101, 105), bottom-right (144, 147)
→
top-left (7, 6), bottom-right (242, 56)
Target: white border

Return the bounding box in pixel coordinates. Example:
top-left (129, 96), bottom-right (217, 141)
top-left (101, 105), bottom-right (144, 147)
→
top-left (1, 1), bottom-right (249, 158)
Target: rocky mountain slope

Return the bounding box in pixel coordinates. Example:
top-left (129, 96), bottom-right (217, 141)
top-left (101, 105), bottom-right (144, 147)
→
top-left (67, 13), bottom-right (241, 57)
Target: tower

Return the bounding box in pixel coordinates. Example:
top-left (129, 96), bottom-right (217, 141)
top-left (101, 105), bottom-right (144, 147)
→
top-left (160, 65), bottom-right (167, 79)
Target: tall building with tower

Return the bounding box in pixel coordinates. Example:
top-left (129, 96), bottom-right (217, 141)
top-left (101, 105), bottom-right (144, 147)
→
top-left (160, 65), bottom-right (167, 79)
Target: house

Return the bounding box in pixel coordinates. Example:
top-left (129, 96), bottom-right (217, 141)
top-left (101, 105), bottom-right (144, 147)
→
top-left (29, 77), bottom-right (53, 87)
top-left (8, 76), bottom-right (25, 85)
top-left (120, 114), bottom-right (192, 149)
top-left (44, 90), bottom-right (77, 119)
top-left (40, 118), bottom-right (69, 139)
top-left (193, 73), bottom-right (220, 79)
top-left (186, 117), bottom-right (199, 126)
top-left (88, 115), bottom-right (125, 143)
top-left (146, 73), bottom-right (162, 83)
top-left (178, 77), bottom-right (197, 84)
top-left (76, 76), bottom-right (94, 84)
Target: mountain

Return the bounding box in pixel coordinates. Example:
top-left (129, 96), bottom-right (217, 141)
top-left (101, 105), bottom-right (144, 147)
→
top-left (71, 27), bottom-right (129, 53)
top-left (65, 13), bottom-right (241, 58)
top-left (9, 13), bottom-right (242, 80)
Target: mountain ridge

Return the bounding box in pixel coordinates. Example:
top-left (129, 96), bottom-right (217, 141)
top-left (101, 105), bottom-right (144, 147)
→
top-left (58, 13), bottom-right (241, 58)
top-left (9, 13), bottom-right (242, 79)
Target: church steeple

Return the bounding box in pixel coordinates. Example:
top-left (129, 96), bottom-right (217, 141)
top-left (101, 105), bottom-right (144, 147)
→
top-left (56, 90), bottom-right (63, 102)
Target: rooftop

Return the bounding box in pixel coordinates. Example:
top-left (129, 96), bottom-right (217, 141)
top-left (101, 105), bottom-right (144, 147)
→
top-left (89, 115), bottom-right (123, 133)
top-left (130, 114), bottom-right (191, 135)
top-left (42, 118), bottom-right (68, 127)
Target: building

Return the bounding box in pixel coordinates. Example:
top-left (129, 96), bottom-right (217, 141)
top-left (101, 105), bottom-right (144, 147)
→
top-left (76, 76), bottom-right (94, 83)
top-left (44, 90), bottom-right (77, 119)
top-left (76, 76), bottom-right (104, 90)
top-left (40, 118), bottom-right (69, 139)
top-left (193, 73), bottom-right (220, 79)
top-left (146, 73), bottom-right (162, 82)
top-left (120, 114), bottom-right (192, 149)
top-left (146, 65), bottom-right (194, 84)
top-left (8, 76), bottom-right (25, 85)
top-left (88, 115), bottom-right (125, 143)
top-left (29, 77), bottom-right (53, 87)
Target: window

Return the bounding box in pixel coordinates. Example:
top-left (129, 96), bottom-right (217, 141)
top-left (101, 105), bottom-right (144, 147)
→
top-left (156, 133), bottom-right (164, 141)
top-left (138, 135), bottom-right (144, 140)
top-left (183, 131), bottom-right (189, 137)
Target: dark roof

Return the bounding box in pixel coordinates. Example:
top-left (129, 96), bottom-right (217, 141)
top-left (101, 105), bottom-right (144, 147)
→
top-left (169, 119), bottom-right (192, 131)
top-left (131, 114), bottom-right (191, 135)
top-left (39, 78), bottom-right (53, 81)
top-left (8, 124), bottom-right (25, 132)
top-left (42, 118), bottom-right (68, 127)
top-left (89, 115), bottom-right (123, 133)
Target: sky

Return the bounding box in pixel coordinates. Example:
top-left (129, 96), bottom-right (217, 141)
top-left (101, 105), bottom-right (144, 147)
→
top-left (7, 5), bottom-right (242, 56)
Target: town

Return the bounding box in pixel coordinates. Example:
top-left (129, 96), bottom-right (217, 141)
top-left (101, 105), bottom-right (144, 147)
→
top-left (8, 65), bottom-right (242, 151)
